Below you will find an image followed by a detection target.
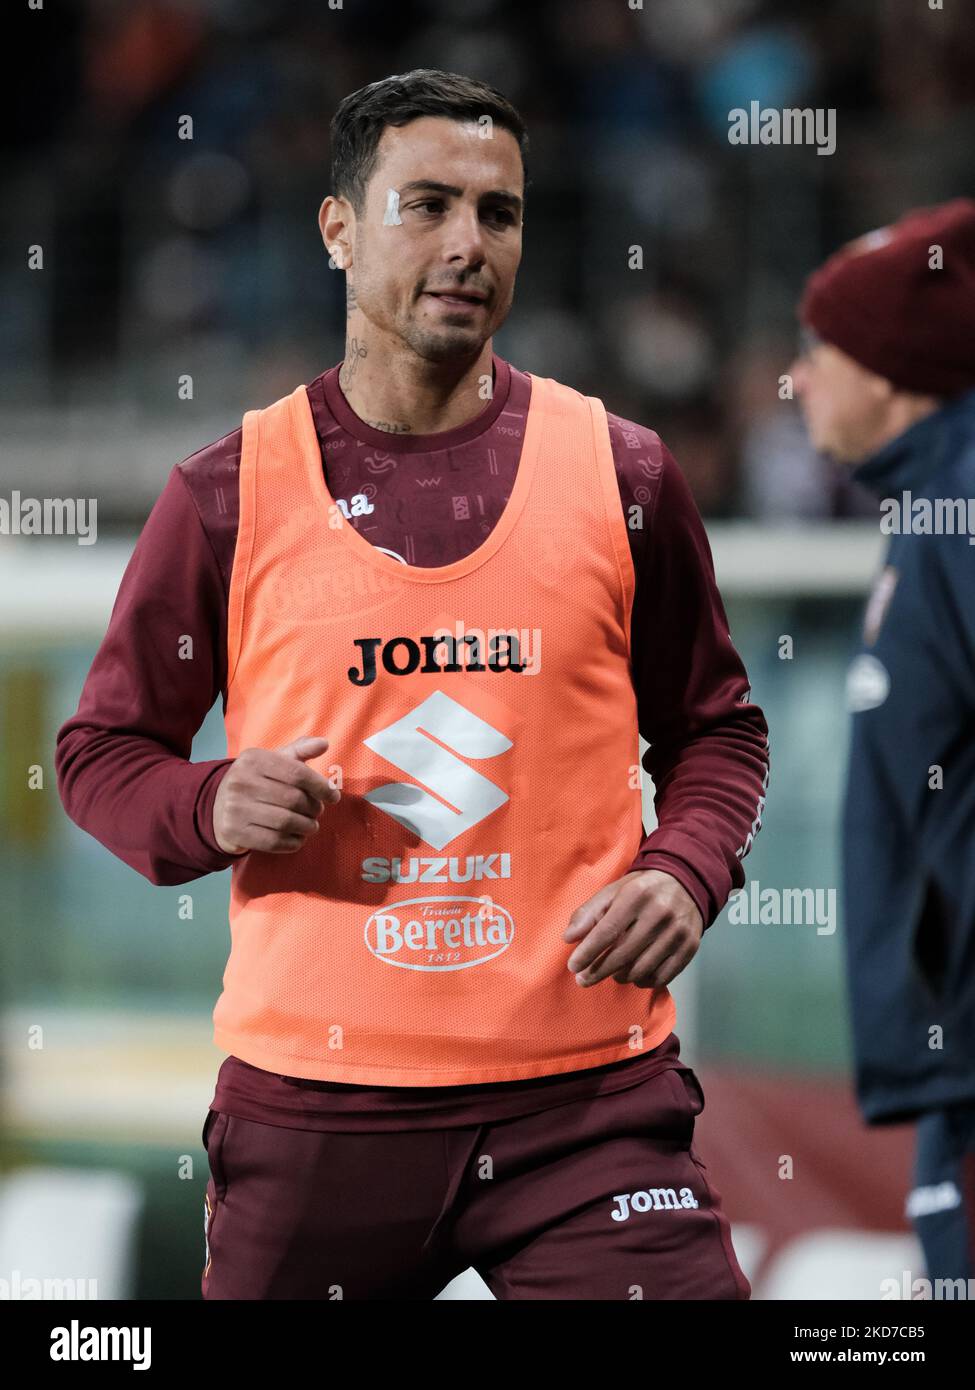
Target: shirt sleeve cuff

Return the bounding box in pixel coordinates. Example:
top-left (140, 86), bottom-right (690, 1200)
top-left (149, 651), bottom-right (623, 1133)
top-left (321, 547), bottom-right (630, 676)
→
top-left (623, 849), bottom-right (714, 930)
top-left (193, 759), bottom-right (247, 866)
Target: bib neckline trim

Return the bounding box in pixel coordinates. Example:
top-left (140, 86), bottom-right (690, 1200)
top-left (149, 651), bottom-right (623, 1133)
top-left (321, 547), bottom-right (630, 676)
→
top-left (289, 374), bottom-right (547, 585)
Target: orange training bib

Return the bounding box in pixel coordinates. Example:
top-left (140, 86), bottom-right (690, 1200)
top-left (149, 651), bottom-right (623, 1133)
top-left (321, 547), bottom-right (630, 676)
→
top-left (212, 372), bottom-right (676, 1083)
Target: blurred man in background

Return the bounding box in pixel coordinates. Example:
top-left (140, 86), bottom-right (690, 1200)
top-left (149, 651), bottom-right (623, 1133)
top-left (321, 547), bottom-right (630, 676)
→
top-left (791, 200), bottom-right (975, 1287)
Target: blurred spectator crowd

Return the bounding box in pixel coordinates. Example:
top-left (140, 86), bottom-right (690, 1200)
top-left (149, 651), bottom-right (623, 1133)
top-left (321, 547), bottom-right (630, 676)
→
top-left (5, 0), bottom-right (975, 520)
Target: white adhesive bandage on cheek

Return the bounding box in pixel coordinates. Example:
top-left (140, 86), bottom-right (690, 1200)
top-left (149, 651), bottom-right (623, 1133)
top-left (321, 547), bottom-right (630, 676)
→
top-left (383, 188), bottom-right (402, 225)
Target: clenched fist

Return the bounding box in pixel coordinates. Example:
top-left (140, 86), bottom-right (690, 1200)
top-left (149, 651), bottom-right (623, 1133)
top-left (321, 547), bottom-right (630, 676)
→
top-left (212, 735), bottom-right (340, 856)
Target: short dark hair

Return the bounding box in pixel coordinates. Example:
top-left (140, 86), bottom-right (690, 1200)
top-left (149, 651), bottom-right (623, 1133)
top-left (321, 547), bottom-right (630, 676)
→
top-left (330, 69), bottom-right (530, 214)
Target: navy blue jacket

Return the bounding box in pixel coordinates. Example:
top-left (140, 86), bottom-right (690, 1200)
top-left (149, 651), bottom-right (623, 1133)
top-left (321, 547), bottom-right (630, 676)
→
top-left (843, 387), bottom-right (975, 1124)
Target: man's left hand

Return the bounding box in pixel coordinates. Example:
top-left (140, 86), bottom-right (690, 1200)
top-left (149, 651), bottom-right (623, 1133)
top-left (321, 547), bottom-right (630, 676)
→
top-left (563, 870), bottom-right (704, 988)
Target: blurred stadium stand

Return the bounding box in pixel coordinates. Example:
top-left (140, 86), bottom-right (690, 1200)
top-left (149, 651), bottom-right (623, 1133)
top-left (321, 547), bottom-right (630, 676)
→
top-left (5, 0), bottom-right (975, 524)
top-left (3, 0), bottom-right (972, 1299)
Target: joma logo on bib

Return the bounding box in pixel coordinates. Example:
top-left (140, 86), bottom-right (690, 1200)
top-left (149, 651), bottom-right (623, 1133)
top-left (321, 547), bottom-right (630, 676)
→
top-left (364, 895), bottom-right (514, 971)
top-left (349, 632), bottom-right (526, 686)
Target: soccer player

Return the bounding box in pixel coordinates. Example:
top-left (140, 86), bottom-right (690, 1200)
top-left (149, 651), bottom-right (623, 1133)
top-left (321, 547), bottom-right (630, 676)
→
top-left (791, 199), bottom-right (975, 1286)
top-left (56, 69), bottom-right (769, 1300)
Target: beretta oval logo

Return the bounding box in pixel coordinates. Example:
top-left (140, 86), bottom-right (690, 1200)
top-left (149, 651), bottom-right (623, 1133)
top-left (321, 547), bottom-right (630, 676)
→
top-left (364, 895), bottom-right (515, 972)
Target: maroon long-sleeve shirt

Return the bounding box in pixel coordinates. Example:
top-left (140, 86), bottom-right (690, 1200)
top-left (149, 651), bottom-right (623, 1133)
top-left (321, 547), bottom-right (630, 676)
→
top-left (55, 353), bottom-right (769, 1130)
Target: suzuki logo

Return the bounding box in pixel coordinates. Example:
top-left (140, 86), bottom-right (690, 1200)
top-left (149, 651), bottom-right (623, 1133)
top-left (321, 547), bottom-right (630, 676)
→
top-left (363, 691), bottom-right (511, 850)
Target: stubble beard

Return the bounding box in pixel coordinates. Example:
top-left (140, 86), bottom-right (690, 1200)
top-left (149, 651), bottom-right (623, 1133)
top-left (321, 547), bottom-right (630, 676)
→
top-left (402, 319), bottom-right (486, 363)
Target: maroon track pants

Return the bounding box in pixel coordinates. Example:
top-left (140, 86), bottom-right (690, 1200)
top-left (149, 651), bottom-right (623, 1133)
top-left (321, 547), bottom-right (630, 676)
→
top-left (201, 1064), bottom-right (750, 1301)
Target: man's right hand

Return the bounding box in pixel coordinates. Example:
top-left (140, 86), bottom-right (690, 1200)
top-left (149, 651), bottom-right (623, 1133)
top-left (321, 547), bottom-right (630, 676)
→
top-left (211, 735), bottom-right (340, 856)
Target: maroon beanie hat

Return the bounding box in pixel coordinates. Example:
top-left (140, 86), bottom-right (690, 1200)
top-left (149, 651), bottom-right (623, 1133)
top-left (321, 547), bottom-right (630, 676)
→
top-left (798, 198), bottom-right (975, 397)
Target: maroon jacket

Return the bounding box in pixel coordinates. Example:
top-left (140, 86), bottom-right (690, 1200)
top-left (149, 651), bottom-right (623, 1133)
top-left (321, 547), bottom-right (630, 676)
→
top-left (55, 354), bottom-right (769, 1130)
